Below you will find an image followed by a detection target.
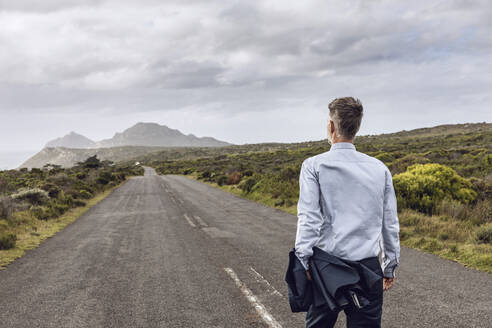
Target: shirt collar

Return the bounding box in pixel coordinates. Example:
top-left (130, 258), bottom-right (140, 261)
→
top-left (329, 142), bottom-right (356, 151)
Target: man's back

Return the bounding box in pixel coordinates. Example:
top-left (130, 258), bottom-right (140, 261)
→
top-left (294, 141), bottom-right (400, 278)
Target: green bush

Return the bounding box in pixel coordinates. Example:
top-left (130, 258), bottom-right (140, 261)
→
top-left (215, 175), bottom-right (228, 186)
top-left (393, 163), bottom-right (477, 214)
top-left (226, 171), bottom-right (242, 185)
top-left (97, 171), bottom-right (114, 185)
top-left (73, 199), bottom-right (86, 207)
top-left (0, 196), bottom-right (13, 219)
top-left (30, 205), bottom-right (50, 220)
top-left (40, 183), bottom-right (61, 198)
top-left (0, 232), bottom-right (16, 249)
top-left (50, 203), bottom-right (69, 217)
top-left (239, 176), bottom-right (258, 193)
top-left (79, 190), bottom-right (92, 199)
top-left (375, 152), bottom-right (395, 163)
top-left (77, 155), bottom-right (102, 169)
top-left (476, 224), bottom-right (492, 244)
top-left (438, 198), bottom-right (470, 221)
top-left (11, 188), bottom-right (49, 205)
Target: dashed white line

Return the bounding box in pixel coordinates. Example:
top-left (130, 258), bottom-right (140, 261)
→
top-left (183, 213), bottom-right (196, 227)
top-left (224, 267), bottom-right (282, 328)
top-left (249, 267), bottom-right (283, 297)
top-left (193, 215), bottom-right (208, 227)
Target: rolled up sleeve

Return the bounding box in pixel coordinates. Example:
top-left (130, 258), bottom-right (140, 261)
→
top-left (295, 158), bottom-right (324, 270)
top-left (381, 168), bottom-right (401, 278)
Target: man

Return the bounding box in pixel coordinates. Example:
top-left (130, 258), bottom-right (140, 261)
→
top-left (295, 97), bottom-right (400, 327)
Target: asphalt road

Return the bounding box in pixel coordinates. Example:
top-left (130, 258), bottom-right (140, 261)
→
top-left (0, 166), bottom-right (491, 328)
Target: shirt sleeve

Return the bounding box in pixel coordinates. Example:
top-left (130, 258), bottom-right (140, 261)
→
top-left (381, 168), bottom-right (401, 278)
top-left (295, 158), bottom-right (324, 271)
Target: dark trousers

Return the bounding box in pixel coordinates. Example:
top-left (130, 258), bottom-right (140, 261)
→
top-left (305, 256), bottom-right (383, 328)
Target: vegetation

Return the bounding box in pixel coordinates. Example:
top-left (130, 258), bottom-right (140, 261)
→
top-left (0, 156), bottom-right (143, 268)
top-left (393, 163), bottom-right (477, 214)
top-left (142, 122), bottom-right (492, 272)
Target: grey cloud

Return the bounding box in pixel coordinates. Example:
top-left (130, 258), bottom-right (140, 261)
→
top-left (0, 0), bottom-right (490, 152)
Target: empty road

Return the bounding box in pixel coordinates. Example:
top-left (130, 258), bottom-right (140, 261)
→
top-left (0, 167), bottom-right (491, 327)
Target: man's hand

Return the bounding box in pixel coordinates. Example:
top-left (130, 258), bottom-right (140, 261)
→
top-left (383, 277), bottom-right (395, 291)
top-left (306, 270), bottom-right (312, 281)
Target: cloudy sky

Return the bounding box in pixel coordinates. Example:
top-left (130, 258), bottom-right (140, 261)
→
top-left (0, 0), bottom-right (491, 152)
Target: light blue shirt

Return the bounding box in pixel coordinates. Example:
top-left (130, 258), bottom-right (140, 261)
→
top-left (295, 142), bottom-right (400, 278)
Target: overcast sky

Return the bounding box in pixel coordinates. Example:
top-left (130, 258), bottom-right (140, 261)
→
top-left (0, 0), bottom-right (491, 151)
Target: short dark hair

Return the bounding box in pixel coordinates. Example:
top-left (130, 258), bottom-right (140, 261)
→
top-left (328, 97), bottom-right (363, 139)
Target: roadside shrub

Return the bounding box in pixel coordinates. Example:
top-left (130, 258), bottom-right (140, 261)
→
top-left (0, 232), bottom-right (16, 250)
top-left (79, 190), bottom-right (92, 199)
top-left (438, 198), bottom-right (470, 221)
top-left (215, 175), bottom-right (228, 186)
top-left (469, 199), bottom-right (492, 224)
top-left (475, 224), bottom-right (492, 244)
top-left (58, 193), bottom-right (74, 206)
top-left (201, 171), bottom-right (211, 179)
top-left (0, 196), bottom-right (13, 219)
top-left (226, 171), bottom-right (242, 185)
top-left (182, 168), bottom-right (193, 175)
top-left (243, 169), bottom-right (254, 177)
top-left (30, 205), bottom-right (50, 220)
top-left (73, 199), bottom-right (86, 207)
top-left (239, 176), bottom-right (258, 193)
top-left (40, 183), bottom-right (61, 198)
top-left (64, 189), bottom-right (81, 199)
top-left (97, 171), bottom-right (114, 185)
top-left (469, 175), bottom-right (492, 201)
top-left (49, 203), bottom-right (69, 217)
top-left (393, 163), bottom-right (477, 214)
top-left (11, 188), bottom-right (49, 205)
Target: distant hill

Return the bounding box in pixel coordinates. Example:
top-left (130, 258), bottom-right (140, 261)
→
top-left (18, 122), bottom-right (232, 168)
top-left (96, 122), bottom-right (230, 148)
top-left (19, 146), bottom-right (171, 169)
top-left (45, 131), bottom-right (96, 148)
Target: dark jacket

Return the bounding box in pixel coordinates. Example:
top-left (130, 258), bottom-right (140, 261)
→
top-left (285, 246), bottom-right (383, 313)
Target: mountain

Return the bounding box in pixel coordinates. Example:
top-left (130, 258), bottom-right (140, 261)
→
top-left (45, 132), bottom-right (96, 148)
top-left (96, 122), bottom-right (230, 148)
top-left (18, 146), bottom-right (170, 169)
top-left (18, 122), bottom-right (232, 168)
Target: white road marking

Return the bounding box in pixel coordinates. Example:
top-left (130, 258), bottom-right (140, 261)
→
top-left (224, 267), bottom-right (282, 328)
top-left (249, 267), bottom-right (283, 297)
top-left (193, 215), bottom-right (208, 227)
top-left (183, 213), bottom-right (196, 227)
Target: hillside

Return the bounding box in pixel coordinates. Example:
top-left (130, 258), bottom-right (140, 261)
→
top-left (142, 122), bottom-right (492, 176)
